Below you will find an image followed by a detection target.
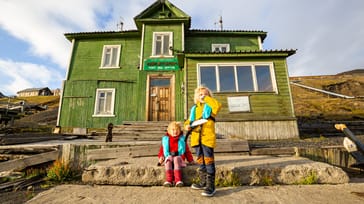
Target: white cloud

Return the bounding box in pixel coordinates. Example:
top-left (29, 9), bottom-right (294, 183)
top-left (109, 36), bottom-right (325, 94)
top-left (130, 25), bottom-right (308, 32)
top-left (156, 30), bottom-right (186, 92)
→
top-left (0, 59), bottom-right (63, 95)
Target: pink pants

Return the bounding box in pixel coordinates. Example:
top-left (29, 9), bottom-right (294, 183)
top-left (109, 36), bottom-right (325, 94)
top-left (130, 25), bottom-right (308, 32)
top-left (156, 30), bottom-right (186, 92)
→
top-left (165, 156), bottom-right (185, 170)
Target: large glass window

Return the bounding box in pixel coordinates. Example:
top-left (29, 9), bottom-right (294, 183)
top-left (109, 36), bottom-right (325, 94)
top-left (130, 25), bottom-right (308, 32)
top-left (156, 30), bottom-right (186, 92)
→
top-left (218, 66), bottom-right (235, 92)
top-left (153, 32), bottom-right (173, 56)
top-left (237, 66), bottom-right (254, 91)
top-left (256, 65), bottom-right (273, 91)
top-left (200, 66), bottom-right (217, 92)
top-left (100, 45), bottom-right (121, 68)
top-left (94, 88), bottom-right (115, 116)
top-left (199, 63), bottom-right (275, 93)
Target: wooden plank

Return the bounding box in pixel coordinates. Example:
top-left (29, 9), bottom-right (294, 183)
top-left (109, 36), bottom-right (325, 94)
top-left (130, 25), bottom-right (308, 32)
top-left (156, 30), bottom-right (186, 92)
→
top-left (250, 147), bottom-right (296, 156)
top-left (215, 140), bottom-right (250, 153)
top-left (86, 144), bottom-right (160, 161)
top-left (0, 150), bottom-right (60, 172)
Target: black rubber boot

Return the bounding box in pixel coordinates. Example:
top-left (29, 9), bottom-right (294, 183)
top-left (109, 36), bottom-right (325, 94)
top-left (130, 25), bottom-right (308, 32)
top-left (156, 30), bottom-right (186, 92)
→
top-left (201, 173), bottom-right (216, 197)
top-left (191, 170), bottom-right (207, 190)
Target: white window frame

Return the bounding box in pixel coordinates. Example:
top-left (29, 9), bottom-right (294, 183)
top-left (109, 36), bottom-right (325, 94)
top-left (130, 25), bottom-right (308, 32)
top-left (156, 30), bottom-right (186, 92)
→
top-left (197, 62), bottom-right (277, 93)
top-left (211, 44), bottom-right (230, 52)
top-left (93, 88), bottom-right (116, 117)
top-left (152, 32), bottom-right (173, 57)
top-left (100, 45), bottom-right (121, 69)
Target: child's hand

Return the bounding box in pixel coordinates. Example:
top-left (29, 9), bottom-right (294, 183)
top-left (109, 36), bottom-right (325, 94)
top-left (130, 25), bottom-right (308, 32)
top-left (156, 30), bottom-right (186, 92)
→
top-left (185, 124), bottom-right (191, 131)
top-left (158, 157), bottom-right (165, 164)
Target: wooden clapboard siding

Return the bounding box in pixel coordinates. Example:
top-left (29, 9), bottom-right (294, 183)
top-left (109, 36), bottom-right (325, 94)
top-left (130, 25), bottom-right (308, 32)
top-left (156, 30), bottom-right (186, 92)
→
top-left (185, 33), bottom-right (262, 52)
top-left (216, 120), bottom-right (299, 140)
top-left (60, 80), bottom-right (139, 128)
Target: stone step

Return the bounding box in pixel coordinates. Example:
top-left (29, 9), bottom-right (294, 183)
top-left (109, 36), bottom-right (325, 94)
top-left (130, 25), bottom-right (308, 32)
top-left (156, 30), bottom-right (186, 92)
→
top-left (82, 155), bottom-right (349, 186)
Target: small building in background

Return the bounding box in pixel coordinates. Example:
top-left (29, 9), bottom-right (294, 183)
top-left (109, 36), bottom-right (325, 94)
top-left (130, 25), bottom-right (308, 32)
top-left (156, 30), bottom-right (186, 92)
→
top-left (17, 87), bottom-right (52, 97)
top-left (52, 88), bottom-right (61, 96)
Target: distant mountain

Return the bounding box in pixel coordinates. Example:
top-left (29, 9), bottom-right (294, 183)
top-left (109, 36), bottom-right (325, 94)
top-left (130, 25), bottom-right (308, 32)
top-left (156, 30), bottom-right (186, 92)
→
top-left (337, 69), bottom-right (364, 75)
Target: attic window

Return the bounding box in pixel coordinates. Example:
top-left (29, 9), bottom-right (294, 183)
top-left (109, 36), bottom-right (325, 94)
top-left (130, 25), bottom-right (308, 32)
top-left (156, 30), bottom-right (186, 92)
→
top-left (212, 44), bottom-right (230, 53)
top-left (152, 32), bottom-right (173, 56)
top-left (100, 45), bottom-right (121, 68)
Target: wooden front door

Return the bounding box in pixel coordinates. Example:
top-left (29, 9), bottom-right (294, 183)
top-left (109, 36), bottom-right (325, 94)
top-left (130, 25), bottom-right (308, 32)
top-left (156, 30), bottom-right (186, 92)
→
top-left (148, 76), bottom-right (174, 121)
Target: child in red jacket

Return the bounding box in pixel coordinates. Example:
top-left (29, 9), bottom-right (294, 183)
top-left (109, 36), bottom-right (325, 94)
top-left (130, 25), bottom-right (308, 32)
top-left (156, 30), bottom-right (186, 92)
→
top-left (158, 121), bottom-right (194, 187)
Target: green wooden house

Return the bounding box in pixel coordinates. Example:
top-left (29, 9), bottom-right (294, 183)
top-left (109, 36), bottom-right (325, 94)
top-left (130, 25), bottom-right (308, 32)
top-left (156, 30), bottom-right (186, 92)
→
top-left (57, 0), bottom-right (298, 140)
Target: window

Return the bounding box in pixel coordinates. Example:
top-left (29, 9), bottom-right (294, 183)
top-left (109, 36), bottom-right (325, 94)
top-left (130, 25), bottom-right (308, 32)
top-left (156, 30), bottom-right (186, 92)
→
top-left (100, 45), bottom-right (121, 68)
top-left (153, 32), bottom-right (173, 56)
top-left (198, 63), bottom-right (276, 93)
top-left (212, 44), bottom-right (230, 52)
top-left (94, 88), bottom-right (115, 116)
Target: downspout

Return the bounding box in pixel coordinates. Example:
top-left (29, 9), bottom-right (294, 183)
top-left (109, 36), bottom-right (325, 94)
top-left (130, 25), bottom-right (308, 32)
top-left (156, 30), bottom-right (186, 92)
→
top-left (139, 24), bottom-right (145, 70)
top-left (285, 60), bottom-right (296, 117)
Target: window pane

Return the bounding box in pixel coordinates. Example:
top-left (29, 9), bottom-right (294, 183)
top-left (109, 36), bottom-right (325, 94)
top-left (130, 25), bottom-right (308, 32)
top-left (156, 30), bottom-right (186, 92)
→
top-left (237, 66), bottom-right (254, 91)
top-left (103, 48), bottom-right (111, 67)
top-left (111, 47), bottom-right (118, 66)
top-left (200, 66), bottom-right (217, 92)
top-left (163, 35), bottom-right (170, 55)
top-left (256, 65), bottom-right (273, 91)
top-left (105, 92), bottom-right (113, 113)
top-left (218, 66), bottom-right (235, 92)
top-left (151, 78), bottom-right (170, 87)
top-left (155, 35), bottom-right (162, 55)
top-left (98, 94), bottom-right (105, 114)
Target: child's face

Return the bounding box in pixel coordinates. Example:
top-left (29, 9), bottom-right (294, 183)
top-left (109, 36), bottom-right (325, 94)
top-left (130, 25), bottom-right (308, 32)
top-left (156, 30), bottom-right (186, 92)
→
top-left (168, 126), bottom-right (181, 137)
top-left (198, 89), bottom-right (209, 103)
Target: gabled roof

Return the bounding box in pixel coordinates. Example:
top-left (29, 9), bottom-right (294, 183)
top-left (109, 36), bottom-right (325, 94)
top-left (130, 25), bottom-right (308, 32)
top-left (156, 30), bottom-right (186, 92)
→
top-left (134, 0), bottom-right (191, 30)
top-left (182, 49), bottom-right (297, 57)
top-left (64, 30), bottom-right (140, 41)
top-left (17, 87), bottom-right (51, 94)
top-left (187, 29), bottom-right (268, 41)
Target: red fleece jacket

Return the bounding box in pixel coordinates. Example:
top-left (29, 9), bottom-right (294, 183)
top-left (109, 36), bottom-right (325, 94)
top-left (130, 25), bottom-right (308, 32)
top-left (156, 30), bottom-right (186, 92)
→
top-left (158, 133), bottom-right (194, 163)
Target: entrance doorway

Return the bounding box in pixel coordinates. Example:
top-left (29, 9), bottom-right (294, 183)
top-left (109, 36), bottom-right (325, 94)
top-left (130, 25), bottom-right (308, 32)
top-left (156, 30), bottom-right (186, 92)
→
top-left (147, 75), bottom-right (175, 121)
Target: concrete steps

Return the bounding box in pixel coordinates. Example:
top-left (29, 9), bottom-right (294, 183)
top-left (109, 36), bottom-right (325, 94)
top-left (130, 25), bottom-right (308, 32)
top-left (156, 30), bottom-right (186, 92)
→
top-left (95, 121), bottom-right (170, 141)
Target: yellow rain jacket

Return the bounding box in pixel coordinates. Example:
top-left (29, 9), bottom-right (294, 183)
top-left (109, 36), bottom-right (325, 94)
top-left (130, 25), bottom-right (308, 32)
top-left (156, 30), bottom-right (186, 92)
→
top-left (185, 96), bottom-right (221, 148)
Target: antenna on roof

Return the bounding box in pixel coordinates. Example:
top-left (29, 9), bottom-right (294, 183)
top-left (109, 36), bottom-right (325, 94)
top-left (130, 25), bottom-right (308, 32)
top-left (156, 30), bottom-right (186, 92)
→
top-left (214, 15), bottom-right (223, 30)
top-left (219, 15), bottom-right (223, 30)
top-left (117, 17), bottom-right (124, 31)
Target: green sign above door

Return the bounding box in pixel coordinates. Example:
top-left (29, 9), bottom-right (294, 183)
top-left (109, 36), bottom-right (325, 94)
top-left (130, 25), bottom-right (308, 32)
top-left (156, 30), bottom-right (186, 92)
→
top-left (143, 57), bottom-right (180, 71)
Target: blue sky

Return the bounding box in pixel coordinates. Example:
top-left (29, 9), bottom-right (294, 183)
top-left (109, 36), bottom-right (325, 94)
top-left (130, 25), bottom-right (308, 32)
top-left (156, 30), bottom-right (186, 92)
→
top-left (0, 0), bottom-right (364, 96)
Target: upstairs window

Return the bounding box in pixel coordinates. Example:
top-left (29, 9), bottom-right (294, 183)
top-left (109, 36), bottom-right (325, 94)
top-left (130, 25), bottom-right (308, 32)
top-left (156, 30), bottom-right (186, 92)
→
top-left (93, 88), bottom-right (115, 116)
top-left (198, 63), bottom-right (276, 93)
top-left (100, 45), bottom-right (121, 68)
top-left (212, 44), bottom-right (230, 52)
top-left (153, 32), bottom-right (173, 56)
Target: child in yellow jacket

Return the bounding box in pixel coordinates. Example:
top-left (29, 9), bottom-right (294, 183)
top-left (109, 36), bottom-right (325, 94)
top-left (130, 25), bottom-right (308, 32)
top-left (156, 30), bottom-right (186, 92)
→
top-left (184, 86), bottom-right (221, 197)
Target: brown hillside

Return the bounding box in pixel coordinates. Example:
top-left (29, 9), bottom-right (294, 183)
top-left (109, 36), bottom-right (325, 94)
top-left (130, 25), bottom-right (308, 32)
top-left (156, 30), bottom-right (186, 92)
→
top-left (290, 74), bottom-right (364, 120)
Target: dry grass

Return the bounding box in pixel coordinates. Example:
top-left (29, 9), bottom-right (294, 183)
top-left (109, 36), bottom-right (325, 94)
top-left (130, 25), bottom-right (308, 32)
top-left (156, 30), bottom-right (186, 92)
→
top-left (290, 74), bottom-right (364, 120)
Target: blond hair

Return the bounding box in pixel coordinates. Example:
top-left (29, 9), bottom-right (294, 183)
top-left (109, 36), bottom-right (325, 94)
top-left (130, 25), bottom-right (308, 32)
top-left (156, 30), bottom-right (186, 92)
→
top-left (167, 121), bottom-right (182, 132)
top-left (193, 86), bottom-right (212, 104)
